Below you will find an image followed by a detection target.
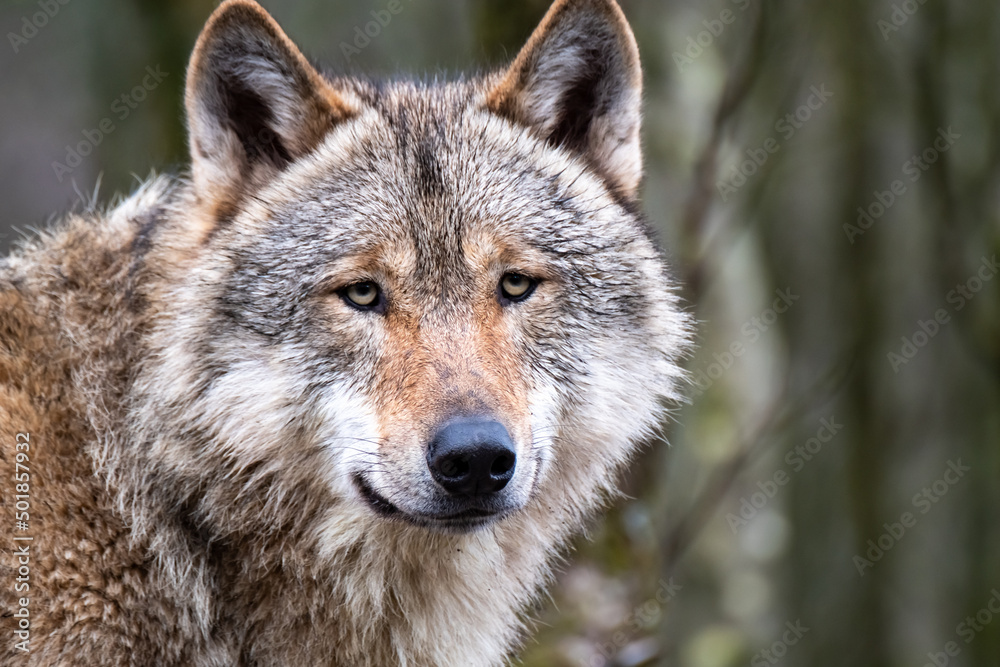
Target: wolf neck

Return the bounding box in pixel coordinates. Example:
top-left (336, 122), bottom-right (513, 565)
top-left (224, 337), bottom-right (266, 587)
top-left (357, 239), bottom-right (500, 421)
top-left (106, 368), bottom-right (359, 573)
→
top-left (175, 514), bottom-right (558, 666)
top-left (127, 469), bottom-right (574, 666)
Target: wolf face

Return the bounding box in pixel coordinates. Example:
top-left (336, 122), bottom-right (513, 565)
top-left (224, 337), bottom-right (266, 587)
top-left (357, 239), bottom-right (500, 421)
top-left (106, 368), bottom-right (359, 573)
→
top-left (122, 0), bottom-right (688, 548)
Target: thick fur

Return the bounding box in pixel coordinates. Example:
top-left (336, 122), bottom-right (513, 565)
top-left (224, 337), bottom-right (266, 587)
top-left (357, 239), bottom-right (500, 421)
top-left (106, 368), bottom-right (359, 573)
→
top-left (0, 1), bottom-right (690, 665)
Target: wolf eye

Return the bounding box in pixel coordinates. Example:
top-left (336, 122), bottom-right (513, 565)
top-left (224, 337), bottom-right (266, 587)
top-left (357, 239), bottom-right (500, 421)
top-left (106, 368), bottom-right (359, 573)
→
top-left (341, 281), bottom-right (381, 310)
top-left (499, 273), bottom-right (536, 303)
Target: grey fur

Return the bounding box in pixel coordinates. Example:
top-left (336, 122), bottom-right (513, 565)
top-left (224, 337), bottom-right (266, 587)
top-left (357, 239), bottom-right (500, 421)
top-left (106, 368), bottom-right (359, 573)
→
top-left (0, 1), bottom-right (690, 665)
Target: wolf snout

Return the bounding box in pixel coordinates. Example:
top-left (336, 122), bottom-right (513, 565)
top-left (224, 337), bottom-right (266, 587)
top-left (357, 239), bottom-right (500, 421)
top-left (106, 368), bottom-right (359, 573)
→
top-left (427, 419), bottom-right (517, 497)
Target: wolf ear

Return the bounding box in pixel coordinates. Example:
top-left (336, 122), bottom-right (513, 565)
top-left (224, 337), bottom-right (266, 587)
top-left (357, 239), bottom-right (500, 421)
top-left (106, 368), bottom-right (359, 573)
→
top-left (486, 0), bottom-right (643, 198)
top-left (185, 0), bottom-right (357, 213)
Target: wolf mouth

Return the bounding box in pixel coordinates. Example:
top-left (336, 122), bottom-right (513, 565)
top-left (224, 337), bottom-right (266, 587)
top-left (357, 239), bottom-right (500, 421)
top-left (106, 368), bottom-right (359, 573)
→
top-left (354, 474), bottom-right (403, 519)
top-left (353, 474), bottom-right (504, 531)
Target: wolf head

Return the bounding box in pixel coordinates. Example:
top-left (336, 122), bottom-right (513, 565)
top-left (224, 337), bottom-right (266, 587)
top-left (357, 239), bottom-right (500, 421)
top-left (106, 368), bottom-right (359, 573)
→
top-left (129, 0), bottom-right (687, 558)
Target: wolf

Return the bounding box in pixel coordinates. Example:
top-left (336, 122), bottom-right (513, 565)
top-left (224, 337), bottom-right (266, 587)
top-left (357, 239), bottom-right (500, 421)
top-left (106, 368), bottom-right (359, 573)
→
top-left (0, 0), bottom-right (689, 664)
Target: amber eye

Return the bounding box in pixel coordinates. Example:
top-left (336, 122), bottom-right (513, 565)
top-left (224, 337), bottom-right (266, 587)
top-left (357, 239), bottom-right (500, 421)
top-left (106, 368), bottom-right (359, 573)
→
top-left (342, 281), bottom-right (381, 309)
top-left (499, 273), bottom-right (536, 302)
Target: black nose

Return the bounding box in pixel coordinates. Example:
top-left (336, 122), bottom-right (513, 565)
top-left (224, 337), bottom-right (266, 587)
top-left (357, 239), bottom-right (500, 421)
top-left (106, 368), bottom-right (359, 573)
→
top-left (427, 419), bottom-right (517, 497)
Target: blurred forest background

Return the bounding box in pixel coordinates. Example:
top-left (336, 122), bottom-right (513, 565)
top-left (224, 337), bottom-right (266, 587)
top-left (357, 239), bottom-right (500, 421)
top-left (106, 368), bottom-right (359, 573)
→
top-left (2, 0), bottom-right (999, 665)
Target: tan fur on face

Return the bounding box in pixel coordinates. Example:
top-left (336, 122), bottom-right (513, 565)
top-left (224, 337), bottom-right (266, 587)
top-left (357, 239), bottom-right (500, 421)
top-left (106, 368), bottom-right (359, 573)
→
top-left (335, 231), bottom-right (537, 511)
top-left (374, 302), bottom-right (531, 447)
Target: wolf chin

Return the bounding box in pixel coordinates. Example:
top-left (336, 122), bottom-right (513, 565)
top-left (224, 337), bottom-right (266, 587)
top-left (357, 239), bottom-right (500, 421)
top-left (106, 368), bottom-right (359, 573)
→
top-left (0, 0), bottom-right (689, 664)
